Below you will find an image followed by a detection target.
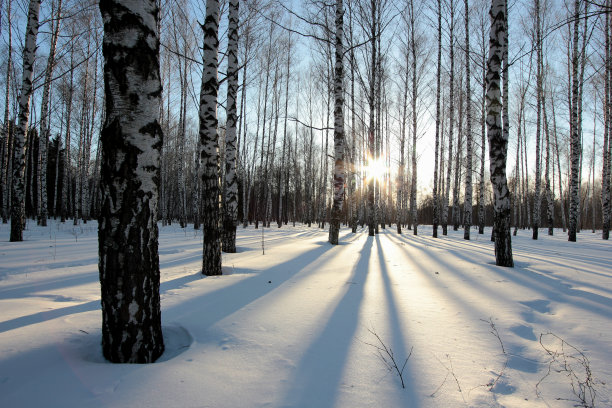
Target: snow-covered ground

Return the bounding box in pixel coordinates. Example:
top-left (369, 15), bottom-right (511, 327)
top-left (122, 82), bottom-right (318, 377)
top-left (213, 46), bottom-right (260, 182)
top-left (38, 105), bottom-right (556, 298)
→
top-left (0, 220), bottom-right (611, 407)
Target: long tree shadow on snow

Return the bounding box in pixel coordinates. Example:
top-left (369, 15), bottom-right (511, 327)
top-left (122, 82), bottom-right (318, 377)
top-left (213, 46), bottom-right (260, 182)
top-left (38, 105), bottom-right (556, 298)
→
top-left (0, 258), bottom-right (242, 334)
top-left (278, 235), bottom-right (372, 408)
top-left (395, 227), bottom-right (612, 292)
top-left (162, 236), bottom-right (350, 337)
top-left (374, 235), bottom-right (420, 406)
top-left (387, 229), bottom-right (612, 319)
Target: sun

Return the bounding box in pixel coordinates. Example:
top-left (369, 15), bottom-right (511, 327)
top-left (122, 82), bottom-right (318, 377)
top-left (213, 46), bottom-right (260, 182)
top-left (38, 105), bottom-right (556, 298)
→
top-left (363, 156), bottom-right (388, 182)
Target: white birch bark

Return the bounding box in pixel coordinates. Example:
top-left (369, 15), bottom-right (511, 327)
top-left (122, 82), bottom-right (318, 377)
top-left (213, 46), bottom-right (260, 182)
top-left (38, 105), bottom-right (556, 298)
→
top-left (532, 0), bottom-right (542, 240)
top-left (75, 36), bottom-right (93, 225)
top-left (38, 0), bottom-right (62, 227)
top-left (53, 135), bottom-right (61, 217)
top-left (199, 0), bottom-right (221, 275)
top-left (453, 81), bottom-right (463, 231)
top-left (83, 31), bottom-right (99, 223)
top-left (409, 0), bottom-right (418, 236)
top-left (222, 0), bottom-right (239, 252)
top-left (193, 151), bottom-right (200, 229)
top-left (543, 89), bottom-right (554, 235)
top-left (98, 0), bottom-right (164, 363)
top-left (478, 12), bottom-right (487, 234)
top-left (61, 44), bottom-right (75, 223)
top-left (513, 107), bottom-right (521, 236)
top-left (463, 0), bottom-right (473, 240)
top-left (1, 0), bottom-right (12, 224)
top-left (349, 5), bottom-right (357, 233)
top-left (10, 0), bottom-right (40, 242)
top-left (568, 0), bottom-right (581, 242)
top-left (328, 0), bottom-right (345, 245)
top-left (278, 32), bottom-right (291, 229)
top-left (367, 0), bottom-right (377, 237)
top-left (443, 0), bottom-right (455, 236)
top-left (603, 2), bottom-right (611, 240)
top-left (398, 43), bottom-right (409, 235)
top-left (591, 113), bottom-right (596, 233)
top-left (552, 100), bottom-right (566, 231)
top-left (487, 0), bottom-right (513, 266)
top-left (432, 0), bottom-right (442, 238)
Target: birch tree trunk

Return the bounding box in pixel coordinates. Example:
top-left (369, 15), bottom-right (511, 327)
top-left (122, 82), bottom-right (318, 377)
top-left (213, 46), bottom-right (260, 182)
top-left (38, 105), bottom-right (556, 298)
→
top-left (443, 0), bottom-right (455, 236)
top-left (193, 152), bottom-right (200, 229)
top-left (453, 84), bottom-right (463, 232)
top-left (349, 5), bottom-right (358, 234)
top-left (432, 0), bottom-right (442, 238)
top-left (278, 32), bottom-right (292, 229)
top-left (367, 0), bottom-right (377, 237)
top-left (478, 20), bottom-right (487, 234)
top-left (328, 0), bottom-right (345, 245)
top-left (532, 0), bottom-right (542, 240)
top-left (568, 0), bottom-right (581, 242)
top-left (10, 0), bottom-right (40, 242)
top-left (199, 0), bottom-right (221, 275)
top-left (522, 113), bottom-right (531, 229)
top-left (543, 89), bottom-right (554, 235)
top-left (514, 76), bottom-right (528, 235)
top-left (603, 2), bottom-right (611, 240)
top-left (513, 106), bottom-right (521, 236)
top-left (409, 0), bottom-right (418, 236)
top-left (53, 135), bottom-right (61, 217)
top-left (98, 0), bottom-right (164, 363)
top-left (240, 31), bottom-right (251, 228)
top-left (487, 0), bottom-right (513, 266)
top-left (591, 112), bottom-right (596, 233)
top-left (397, 47), bottom-right (408, 235)
top-left (576, 2), bottom-right (588, 233)
top-left (61, 45), bottom-right (75, 223)
top-left (75, 35), bottom-right (93, 226)
top-left (374, 24), bottom-right (382, 234)
top-left (85, 30), bottom-right (100, 222)
top-left (222, 0), bottom-right (239, 252)
top-left (463, 0), bottom-right (473, 240)
top-left (38, 0), bottom-right (62, 227)
top-left (1, 0), bottom-right (12, 224)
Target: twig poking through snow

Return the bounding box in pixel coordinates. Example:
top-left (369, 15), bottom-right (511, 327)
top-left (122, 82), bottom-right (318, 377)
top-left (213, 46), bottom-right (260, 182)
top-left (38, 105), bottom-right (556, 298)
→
top-left (481, 317), bottom-right (509, 391)
top-left (537, 332), bottom-right (602, 408)
top-left (364, 328), bottom-right (413, 389)
top-left (431, 353), bottom-right (467, 403)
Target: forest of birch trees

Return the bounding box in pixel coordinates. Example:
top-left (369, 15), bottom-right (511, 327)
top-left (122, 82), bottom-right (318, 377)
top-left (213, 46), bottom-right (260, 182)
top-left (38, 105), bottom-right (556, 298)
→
top-left (1, 0), bottom-right (612, 363)
top-left (1, 0), bottom-right (611, 247)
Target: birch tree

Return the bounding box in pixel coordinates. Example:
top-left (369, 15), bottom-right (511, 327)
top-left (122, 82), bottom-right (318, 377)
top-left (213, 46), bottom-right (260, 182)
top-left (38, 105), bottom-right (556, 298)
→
top-left (477, 1), bottom-right (487, 234)
top-left (432, 0), bottom-right (442, 238)
top-left (1, 0), bottom-right (12, 224)
top-left (487, 0), bottom-right (513, 266)
top-left (368, 0), bottom-right (377, 236)
top-left (408, 0), bottom-right (419, 236)
top-left (10, 0), bottom-right (41, 242)
top-left (397, 38), bottom-right (409, 235)
top-left (463, 0), bottom-right (473, 240)
top-left (38, 0), bottom-right (62, 227)
top-left (543, 84), bottom-right (554, 235)
top-left (199, 0), bottom-right (222, 275)
top-left (328, 0), bottom-right (345, 245)
top-left (568, 0), bottom-right (581, 242)
top-left (532, 0), bottom-right (543, 240)
top-left (223, 0), bottom-right (239, 253)
top-left (98, 0), bottom-right (165, 363)
top-left (443, 0), bottom-right (456, 236)
top-left (602, 1), bottom-right (610, 240)
top-left (61, 39), bottom-right (76, 223)
top-left (278, 31), bottom-right (292, 229)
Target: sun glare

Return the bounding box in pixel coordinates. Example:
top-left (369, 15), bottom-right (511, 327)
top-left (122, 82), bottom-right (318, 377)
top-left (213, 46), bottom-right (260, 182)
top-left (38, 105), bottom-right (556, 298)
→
top-left (364, 157), bottom-right (388, 182)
